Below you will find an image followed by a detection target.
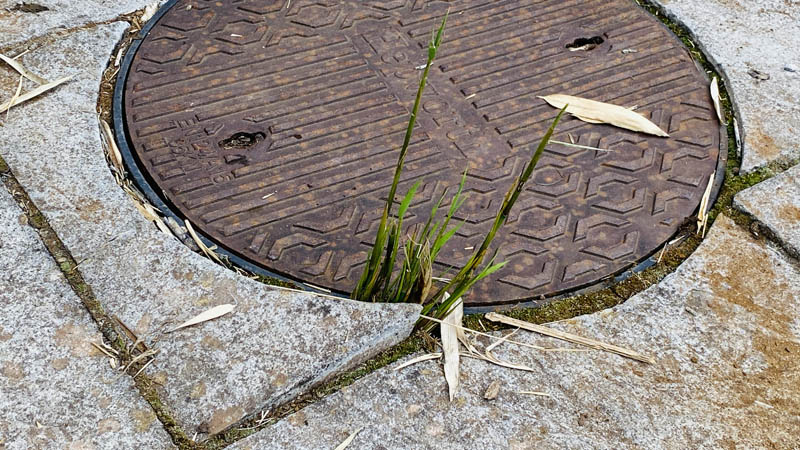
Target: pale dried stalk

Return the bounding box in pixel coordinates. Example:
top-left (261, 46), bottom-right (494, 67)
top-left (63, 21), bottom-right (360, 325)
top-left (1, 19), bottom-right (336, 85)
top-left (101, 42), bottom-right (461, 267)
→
top-left (0, 74), bottom-right (74, 113)
top-left (697, 171), bottom-right (715, 237)
top-left (185, 220), bottom-right (224, 264)
top-left (334, 428), bottom-right (363, 450)
top-left (393, 352), bottom-right (442, 371)
top-left (0, 53), bottom-right (48, 85)
top-left (5, 76), bottom-right (23, 120)
top-left (419, 315), bottom-right (585, 353)
top-left (484, 313), bottom-right (655, 364)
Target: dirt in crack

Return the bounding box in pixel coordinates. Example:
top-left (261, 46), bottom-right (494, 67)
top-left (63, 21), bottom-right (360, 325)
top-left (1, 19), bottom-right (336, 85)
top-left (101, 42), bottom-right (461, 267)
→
top-left (218, 131), bottom-right (267, 150)
top-left (10, 2), bottom-right (49, 13)
top-left (566, 36), bottom-right (604, 51)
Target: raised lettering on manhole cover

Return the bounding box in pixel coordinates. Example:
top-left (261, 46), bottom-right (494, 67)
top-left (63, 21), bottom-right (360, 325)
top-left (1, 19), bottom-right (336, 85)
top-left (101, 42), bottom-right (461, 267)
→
top-left (118, 0), bottom-right (725, 307)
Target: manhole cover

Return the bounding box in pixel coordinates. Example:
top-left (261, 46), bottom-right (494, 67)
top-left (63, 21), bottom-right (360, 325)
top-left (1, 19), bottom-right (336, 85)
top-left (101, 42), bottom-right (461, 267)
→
top-left (116, 0), bottom-right (725, 308)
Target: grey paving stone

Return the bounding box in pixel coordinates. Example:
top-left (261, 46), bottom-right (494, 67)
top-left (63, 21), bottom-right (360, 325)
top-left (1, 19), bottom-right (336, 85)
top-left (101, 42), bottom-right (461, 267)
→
top-left (0, 187), bottom-right (172, 449)
top-left (233, 215), bottom-right (800, 450)
top-left (0, 23), bottom-right (419, 436)
top-left (650, 0), bottom-right (800, 172)
top-left (734, 163), bottom-right (800, 256)
top-left (0, 0), bottom-right (156, 49)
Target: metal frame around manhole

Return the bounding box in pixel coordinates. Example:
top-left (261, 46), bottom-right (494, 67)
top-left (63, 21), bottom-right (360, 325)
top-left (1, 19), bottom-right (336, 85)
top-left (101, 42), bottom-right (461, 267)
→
top-left (112, 0), bottom-right (729, 312)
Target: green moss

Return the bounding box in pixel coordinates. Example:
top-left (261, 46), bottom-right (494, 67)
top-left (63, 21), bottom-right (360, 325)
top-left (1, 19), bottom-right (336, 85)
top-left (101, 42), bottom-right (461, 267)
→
top-left (254, 275), bottom-right (299, 289)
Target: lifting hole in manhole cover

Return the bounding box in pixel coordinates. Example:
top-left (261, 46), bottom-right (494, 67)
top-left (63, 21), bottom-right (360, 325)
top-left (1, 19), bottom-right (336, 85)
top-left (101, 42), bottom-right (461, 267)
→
top-left (114, 0), bottom-right (726, 309)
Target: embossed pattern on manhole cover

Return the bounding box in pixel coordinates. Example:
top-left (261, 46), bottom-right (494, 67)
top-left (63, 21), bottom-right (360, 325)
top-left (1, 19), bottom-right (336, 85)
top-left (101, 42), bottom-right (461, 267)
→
top-left (119, 0), bottom-right (725, 307)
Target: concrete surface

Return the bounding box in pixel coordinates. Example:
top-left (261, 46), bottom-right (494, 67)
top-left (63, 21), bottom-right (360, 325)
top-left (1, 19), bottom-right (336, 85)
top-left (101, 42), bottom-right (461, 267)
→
top-left (0, 0), bottom-right (157, 49)
top-left (650, 0), bottom-right (800, 172)
top-left (233, 216), bottom-right (800, 449)
top-left (0, 186), bottom-right (173, 449)
top-left (0, 22), bottom-right (420, 436)
top-left (735, 163), bottom-right (800, 257)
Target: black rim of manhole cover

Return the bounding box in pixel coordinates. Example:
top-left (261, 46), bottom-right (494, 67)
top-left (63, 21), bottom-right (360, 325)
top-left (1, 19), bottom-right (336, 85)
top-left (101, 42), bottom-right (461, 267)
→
top-left (114, 0), bottom-right (727, 311)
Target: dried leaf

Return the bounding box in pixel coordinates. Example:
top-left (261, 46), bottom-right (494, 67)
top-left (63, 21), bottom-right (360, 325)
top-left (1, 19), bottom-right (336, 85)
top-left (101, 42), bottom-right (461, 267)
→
top-left (185, 220), bottom-right (224, 264)
top-left (697, 171), bottom-right (715, 237)
top-left (441, 296), bottom-right (461, 401)
top-left (393, 352), bottom-right (442, 371)
top-left (485, 313), bottom-right (655, 364)
top-left (0, 74), bottom-right (74, 114)
top-left (484, 380), bottom-right (501, 400)
top-left (710, 77), bottom-right (723, 123)
top-left (539, 94), bottom-right (669, 137)
top-left (0, 53), bottom-right (48, 85)
top-left (167, 304), bottom-right (235, 333)
top-left (141, 2), bottom-right (159, 22)
top-left (334, 428), bottom-right (363, 450)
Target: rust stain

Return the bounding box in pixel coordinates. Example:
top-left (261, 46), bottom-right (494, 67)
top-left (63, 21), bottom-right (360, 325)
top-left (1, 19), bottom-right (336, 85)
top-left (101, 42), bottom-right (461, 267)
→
top-left (54, 323), bottom-right (100, 357)
top-left (1, 362), bottom-right (25, 380)
top-left (203, 405), bottom-right (245, 435)
top-left (699, 219), bottom-right (800, 445)
top-left (131, 408), bottom-right (157, 433)
top-left (97, 418), bottom-right (121, 434)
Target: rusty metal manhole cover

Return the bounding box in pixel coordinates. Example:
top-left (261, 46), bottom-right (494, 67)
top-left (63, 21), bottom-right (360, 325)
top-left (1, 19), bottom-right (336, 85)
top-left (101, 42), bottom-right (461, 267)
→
top-left (115, 0), bottom-right (726, 308)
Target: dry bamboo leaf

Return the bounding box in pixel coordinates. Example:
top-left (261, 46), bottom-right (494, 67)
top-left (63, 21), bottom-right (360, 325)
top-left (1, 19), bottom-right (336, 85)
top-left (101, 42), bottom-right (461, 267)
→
top-left (697, 171), bottom-right (715, 237)
top-left (100, 120), bottom-right (124, 172)
top-left (334, 428), bottom-right (363, 450)
top-left (5, 76), bottom-right (23, 120)
top-left (484, 380), bottom-right (501, 400)
top-left (539, 94), bottom-right (669, 137)
top-left (0, 53), bottom-right (48, 85)
top-left (141, 3), bottom-right (159, 22)
top-left (0, 74), bottom-right (74, 114)
top-left (485, 313), bottom-right (655, 364)
top-left (710, 77), bottom-right (723, 123)
top-left (185, 220), bottom-right (224, 264)
top-left (441, 296), bottom-right (461, 402)
top-left (167, 304), bottom-right (235, 333)
top-left (393, 352), bottom-right (442, 371)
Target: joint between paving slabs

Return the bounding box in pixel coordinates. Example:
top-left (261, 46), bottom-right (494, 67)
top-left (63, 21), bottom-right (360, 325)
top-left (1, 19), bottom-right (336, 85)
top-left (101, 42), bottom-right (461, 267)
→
top-left (0, 9), bottom-right (148, 57)
top-left (0, 155), bottom-right (197, 449)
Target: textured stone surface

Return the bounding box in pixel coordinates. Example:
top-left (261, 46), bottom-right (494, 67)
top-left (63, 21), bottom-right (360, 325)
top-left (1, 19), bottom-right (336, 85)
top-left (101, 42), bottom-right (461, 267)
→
top-left (651, 0), bottom-right (800, 171)
top-left (233, 216), bottom-right (800, 449)
top-left (0, 187), bottom-right (172, 449)
top-left (0, 0), bottom-right (156, 49)
top-left (735, 163), bottom-right (800, 256)
top-left (0, 23), bottom-right (419, 436)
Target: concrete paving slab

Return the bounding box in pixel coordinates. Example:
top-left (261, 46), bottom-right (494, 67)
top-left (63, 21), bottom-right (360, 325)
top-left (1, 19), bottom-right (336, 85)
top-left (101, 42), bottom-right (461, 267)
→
top-left (0, 186), bottom-right (172, 449)
top-left (0, 23), bottom-right (420, 436)
top-left (233, 215), bottom-right (800, 449)
top-left (650, 0), bottom-right (800, 172)
top-left (0, 0), bottom-right (156, 49)
top-left (735, 163), bottom-right (800, 257)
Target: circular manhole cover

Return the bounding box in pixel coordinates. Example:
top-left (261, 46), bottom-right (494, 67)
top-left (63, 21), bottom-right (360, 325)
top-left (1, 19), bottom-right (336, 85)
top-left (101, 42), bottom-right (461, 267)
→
top-left (116, 0), bottom-right (725, 308)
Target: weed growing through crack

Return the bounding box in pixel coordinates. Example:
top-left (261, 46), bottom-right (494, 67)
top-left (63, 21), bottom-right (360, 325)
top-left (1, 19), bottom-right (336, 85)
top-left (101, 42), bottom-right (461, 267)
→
top-left (350, 14), bottom-right (565, 330)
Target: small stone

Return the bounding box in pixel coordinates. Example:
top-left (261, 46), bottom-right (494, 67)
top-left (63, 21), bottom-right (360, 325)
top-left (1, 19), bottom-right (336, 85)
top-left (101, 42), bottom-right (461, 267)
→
top-left (747, 69), bottom-right (770, 81)
top-left (483, 380), bottom-right (501, 400)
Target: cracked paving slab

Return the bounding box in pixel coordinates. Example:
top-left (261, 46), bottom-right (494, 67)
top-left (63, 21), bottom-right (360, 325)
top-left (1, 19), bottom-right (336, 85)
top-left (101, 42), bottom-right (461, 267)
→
top-left (649, 0), bottom-right (800, 172)
top-left (232, 215), bottom-right (800, 449)
top-left (0, 186), bottom-right (173, 449)
top-left (0, 22), bottom-right (420, 436)
top-left (735, 163), bottom-right (800, 257)
top-left (0, 0), bottom-right (158, 49)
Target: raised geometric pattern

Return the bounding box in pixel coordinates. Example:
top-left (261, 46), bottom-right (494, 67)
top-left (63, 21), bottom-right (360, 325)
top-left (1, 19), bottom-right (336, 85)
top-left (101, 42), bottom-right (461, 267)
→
top-left (122, 0), bottom-right (724, 307)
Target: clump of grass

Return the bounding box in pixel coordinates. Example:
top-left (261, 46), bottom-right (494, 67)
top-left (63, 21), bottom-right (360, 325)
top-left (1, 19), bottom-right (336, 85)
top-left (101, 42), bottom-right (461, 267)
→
top-left (351, 14), bottom-right (565, 330)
